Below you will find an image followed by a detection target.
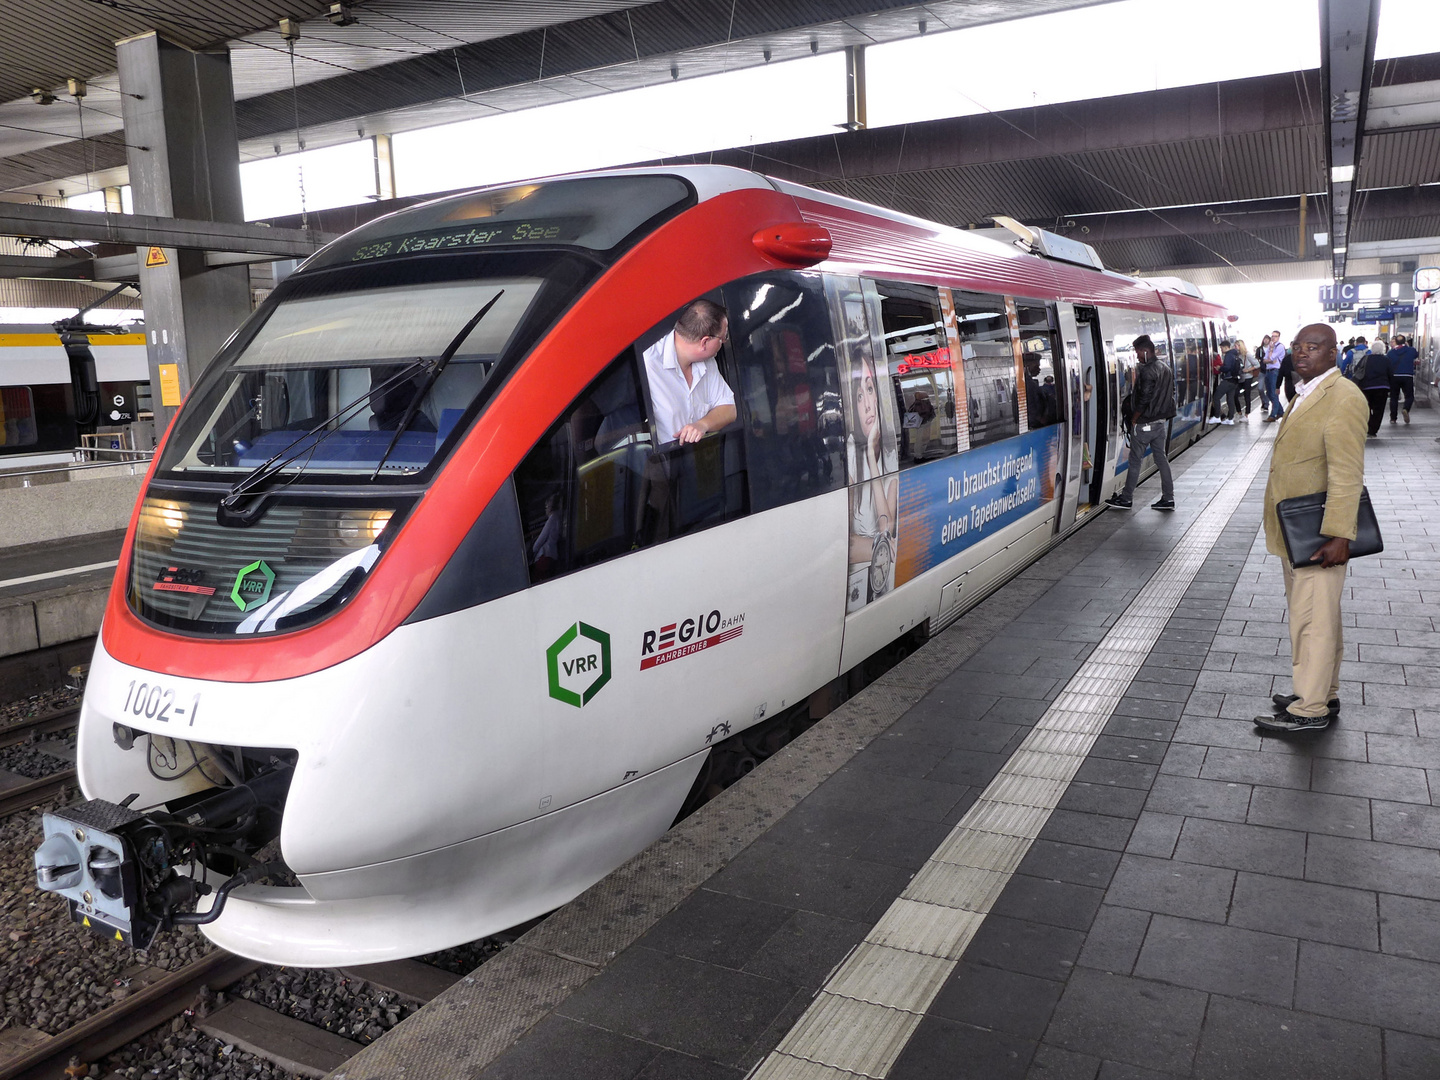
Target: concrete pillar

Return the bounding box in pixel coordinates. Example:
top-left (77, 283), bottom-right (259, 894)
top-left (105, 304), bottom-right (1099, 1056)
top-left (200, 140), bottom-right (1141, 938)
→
top-left (374, 134), bottom-right (397, 201)
top-left (117, 32), bottom-right (252, 433)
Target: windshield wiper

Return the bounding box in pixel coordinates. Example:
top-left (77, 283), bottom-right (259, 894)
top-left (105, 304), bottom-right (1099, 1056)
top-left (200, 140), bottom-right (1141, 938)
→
top-left (216, 359), bottom-right (432, 527)
top-left (368, 289), bottom-right (505, 480)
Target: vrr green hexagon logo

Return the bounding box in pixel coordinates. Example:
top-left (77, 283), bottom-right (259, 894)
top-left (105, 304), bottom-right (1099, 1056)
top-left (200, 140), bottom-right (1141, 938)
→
top-left (546, 622), bottom-right (611, 707)
top-left (231, 559), bottom-right (276, 612)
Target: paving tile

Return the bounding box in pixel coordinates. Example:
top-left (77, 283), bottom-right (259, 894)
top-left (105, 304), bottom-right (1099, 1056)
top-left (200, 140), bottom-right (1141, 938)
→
top-left (1191, 995), bottom-right (1382, 1080)
top-left (1256, 726), bottom-right (1369, 761)
top-left (636, 889), bottom-right (794, 970)
top-left (1144, 774), bottom-right (1252, 823)
top-left (984, 696), bottom-right (1054, 725)
top-left (1326, 704), bottom-right (1419, 736)
top-left (1229, 873), bottom-right (1379, 951)
top-left (1133, 914), bottom-right (1296, 1007)
top-left (989, 874), bottom-right (1106, 931)
top-left (481, 1014), bottom-right (660, 1080)
top-left (1112, 697), bottom-right (1185, 722)
top-left (1090, 734), bottom-right (1169, 766)
top-left (1104, 716), bottom-right (1178, 742)
top-left (1180, 690), bottom-right (1223, 717)
top-left (962, 914), bottom-right (1086, 983)
top-left (1045, 968), bottom-right (1206, 1076)
top-left (848, 732), bottom-right (954, 778)
top-left (888, 1016), bottom-right (1035, 1080)
top-left (1026, 1043), bottom-right (1101, 1080)
top-left (1199, 746), bottom-right (1311, 790)
top-left (1037, 810), bottom-right (1135, 852)
top-left (1172, 716), bottom-right (1262, 751)
top-left (743, 909), bottom-right (870, 987)
top-left (634, 1052), bottom-right (742, 1080)
top-left (1306, 834), bottom-right (1440, 901)
top-left (1247, 786), bottom-right (1370, 839)
top-left (1076, 905), bottom-right (1151, 975)
top-left (1073, 756), bottom-right (1159, 791)
top-left (1094, 1060), bottom-right (1178, 1079)
top-left (1125, 812), bottom-right (1183, 859)
top-left (1367, 734), bottom-right (1440, 770)
top-left (705, 839), bottom-right (913, 922)
top-left (1019, 839), bottom-right (1122, 888)
top-left (902, 715), bottom-right (1023, 753)
top-left (1054, 779), bottom-right (1149, 819)
top-left (857, 814), bottom-right (957, 872)
top-left (1158, 743), bottom-right (1205, 778)
top-left (1296, 941), bottom-right (1440, 1038)
top-left (1311, 758), bottom-right (1431, 804)
top-left (1105, 854), bottom-right (1235, 923)
top-left (1377, 894), bottom-right (1440, 965)
top-left (734, 986), bottom-right (811, 1073)
top-left (927, 747), bottom-right (1010, 787)
top-left (1372, 800), bottom-right (1440, 849)
top-left (1384, 1030), bottom-right (1440, 1080)
top-left (902, 689), bottom-right (1002, 725)
top-left (803, 765), bottom-right (973, 822)
top-left (557, 947), bottom-right (797, 1066)
top-left (930, 961), bottom-right (1065, 1039)
top-left (1172, 817), bottom-right (1306, 878)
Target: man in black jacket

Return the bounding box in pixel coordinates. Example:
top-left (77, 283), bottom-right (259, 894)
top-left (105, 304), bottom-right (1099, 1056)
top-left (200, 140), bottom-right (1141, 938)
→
top-left (1107, 335), bottom-right (1177, 511)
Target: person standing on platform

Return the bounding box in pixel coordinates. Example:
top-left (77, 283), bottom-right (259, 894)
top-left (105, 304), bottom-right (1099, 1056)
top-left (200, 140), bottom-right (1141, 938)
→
top-left (1106, 335), bottom-right (1176, 511)
top-left (1353, 342), bottom-right (1393, 438)
top-left (1262, 330), bottom-right (1286, 421)
top-left (1208, 340), bottom-right (1241, 424)
top-left (1389, 333), bottom-right (1418, 424)
top-left (1279, 346), bottom-right (1296, 403)
top-left (1255, 323), bottom-right (1368, 733)
top-left (1236, 338), bottom-right (1256, 415)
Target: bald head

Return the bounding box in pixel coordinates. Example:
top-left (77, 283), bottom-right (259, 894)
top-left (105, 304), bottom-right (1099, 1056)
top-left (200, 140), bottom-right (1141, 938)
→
top-left (1292, 323), bottom-right (1337, 383)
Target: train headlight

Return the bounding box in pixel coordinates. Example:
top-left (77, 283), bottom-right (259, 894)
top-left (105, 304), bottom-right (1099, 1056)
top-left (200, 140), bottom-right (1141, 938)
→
top-left (156, 500), bottom-right (186, 536)
top-left (366, 510), bottom-right (392, 543)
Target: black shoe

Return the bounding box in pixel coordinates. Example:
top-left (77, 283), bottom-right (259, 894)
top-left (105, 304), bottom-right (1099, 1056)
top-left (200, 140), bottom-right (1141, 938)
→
top-left (1255, 711), bottom-right (1330, 733)
top-left (1272, 693), bottom-right (1340, 712)
top-left (1106, 494), bottom-right (1132, 509)
top-left (1151, 497), bottom-right (1175, 511)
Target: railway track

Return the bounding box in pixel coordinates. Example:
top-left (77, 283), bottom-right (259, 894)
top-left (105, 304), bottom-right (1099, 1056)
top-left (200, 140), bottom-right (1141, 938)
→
top-left (0, 950), bottom-right (462, 1080)
top-left (0, 708), bottom-right (80, 819)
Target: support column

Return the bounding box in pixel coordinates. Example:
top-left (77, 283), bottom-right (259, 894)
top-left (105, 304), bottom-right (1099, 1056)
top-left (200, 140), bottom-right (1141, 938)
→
top-left (117, 32), bottom-right (252, 433)
top-left (844, 46), bottom-right (867, 132)
top-left (374, 134), bottom-right (397, 202)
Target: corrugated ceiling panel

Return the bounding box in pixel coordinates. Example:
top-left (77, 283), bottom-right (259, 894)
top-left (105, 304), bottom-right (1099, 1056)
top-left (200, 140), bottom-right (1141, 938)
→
top-left (1359, 129), bottom-right (1440, 190)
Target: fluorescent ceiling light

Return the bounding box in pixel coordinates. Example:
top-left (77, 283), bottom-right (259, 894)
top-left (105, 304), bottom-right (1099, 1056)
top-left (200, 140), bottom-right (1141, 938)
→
top-left (1333, 246), bottom-right (1348, 254)
top-left (1331, 165), bottom-right (1355, 183)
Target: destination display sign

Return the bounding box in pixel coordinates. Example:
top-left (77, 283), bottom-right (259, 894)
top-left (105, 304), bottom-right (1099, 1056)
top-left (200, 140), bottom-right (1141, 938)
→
top-left (346, 216), bottom-right (589, 263)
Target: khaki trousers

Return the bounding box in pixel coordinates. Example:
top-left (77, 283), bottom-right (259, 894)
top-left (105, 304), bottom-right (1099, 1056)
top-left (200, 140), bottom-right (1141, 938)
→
top-left (1281, 559), bottom-right (1346, 716)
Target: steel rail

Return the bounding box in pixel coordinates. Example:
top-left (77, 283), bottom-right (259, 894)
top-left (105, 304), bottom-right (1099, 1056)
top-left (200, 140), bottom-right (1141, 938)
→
top-left (0, 950), bottom-right (263, 1080)
top-left (0, 709), bottom-right (79, 750)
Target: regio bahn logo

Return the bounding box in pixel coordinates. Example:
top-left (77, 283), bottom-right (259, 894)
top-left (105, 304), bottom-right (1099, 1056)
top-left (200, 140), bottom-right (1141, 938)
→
top-left (640, 608), bottom-right (745, 671)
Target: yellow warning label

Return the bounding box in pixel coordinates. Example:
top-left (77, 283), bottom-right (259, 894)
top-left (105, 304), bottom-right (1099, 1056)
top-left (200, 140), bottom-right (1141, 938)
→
top-left (158, 363), bottom-right (182, 407)
top-left (115, 930), bottom-right (124, 941)
top-left (81, 916), bottom-right (90, 927)
top-left (145, 246), bottom-right (168, 267)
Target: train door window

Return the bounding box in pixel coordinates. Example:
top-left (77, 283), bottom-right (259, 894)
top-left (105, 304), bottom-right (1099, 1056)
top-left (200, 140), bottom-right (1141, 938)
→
top-left (952, 292), bottom-right (1018, 448)
top-left (513, 353), bottom-right (658, 582)
top-left (1015, 303), bottom-right (1063, 431)
top-left (868, 281), bottom-right (956, 467)
top-left (0, 387), bottom-right (37, 448)
top-left (721, 272), bottom-right (845, 511)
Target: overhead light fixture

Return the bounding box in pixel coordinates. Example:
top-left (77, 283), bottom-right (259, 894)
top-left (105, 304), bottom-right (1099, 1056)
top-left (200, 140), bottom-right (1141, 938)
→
top-left (1333, 246), bottom-right (1348, 254)
top-left (1331, 165), bottom-right (1355, 183)
top-left (327, 3), bottom-right (357, 25)
top-left (1314, 232), bottom-right (1329, 246)
top-left (279, 17), bottom-right (301, 41)
top-left (31, 87), bottom-right (56, 105)
top-left (67, 78), bottom-right (86, 98)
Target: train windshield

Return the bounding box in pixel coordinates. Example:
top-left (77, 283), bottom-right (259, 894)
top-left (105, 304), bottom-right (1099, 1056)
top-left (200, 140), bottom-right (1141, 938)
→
top-left (158, 253), bottom-right (593, 481)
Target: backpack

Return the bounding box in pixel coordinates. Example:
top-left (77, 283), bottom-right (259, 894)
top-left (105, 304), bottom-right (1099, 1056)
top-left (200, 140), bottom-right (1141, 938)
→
top-left (1350, 349), bottom-right (1369, 383)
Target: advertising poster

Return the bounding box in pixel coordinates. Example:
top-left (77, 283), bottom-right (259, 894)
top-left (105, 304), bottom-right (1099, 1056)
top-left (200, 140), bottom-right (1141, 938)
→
top-left (893, 425), bottom-right (1063, 587)
top-left (832, 281), bottom-right (900, 614)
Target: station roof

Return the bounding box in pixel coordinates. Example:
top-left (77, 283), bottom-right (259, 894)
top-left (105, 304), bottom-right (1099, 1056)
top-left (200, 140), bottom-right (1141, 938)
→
top-left (0, 0), bottom-right (1436, 283)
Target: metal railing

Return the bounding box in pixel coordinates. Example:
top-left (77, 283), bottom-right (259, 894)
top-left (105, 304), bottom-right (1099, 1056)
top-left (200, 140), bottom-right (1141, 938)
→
top-left (0, 446), bottom-right (154, 488)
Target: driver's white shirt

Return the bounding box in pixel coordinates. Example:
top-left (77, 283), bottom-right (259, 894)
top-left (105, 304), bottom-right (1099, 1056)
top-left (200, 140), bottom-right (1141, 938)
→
top-left (642, 332), bottom-right (735, 445)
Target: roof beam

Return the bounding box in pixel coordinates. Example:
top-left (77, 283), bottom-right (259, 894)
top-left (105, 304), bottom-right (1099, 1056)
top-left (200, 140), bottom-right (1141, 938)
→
top-left (1320, 0), bottom-right (1381, 281)
top-left (0, 201), bottom-right (331, 255)
top-left (0, 253), bottom-right (94, 278)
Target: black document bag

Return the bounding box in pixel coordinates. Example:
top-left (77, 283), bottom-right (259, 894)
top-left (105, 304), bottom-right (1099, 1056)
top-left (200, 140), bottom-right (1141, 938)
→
top-left (1276, 487), bottom-right (1383, 568)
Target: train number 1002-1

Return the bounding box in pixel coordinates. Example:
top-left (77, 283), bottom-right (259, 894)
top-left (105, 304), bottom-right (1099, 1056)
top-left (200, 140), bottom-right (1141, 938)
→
top-left (121, 680), bottom-right (202, 726)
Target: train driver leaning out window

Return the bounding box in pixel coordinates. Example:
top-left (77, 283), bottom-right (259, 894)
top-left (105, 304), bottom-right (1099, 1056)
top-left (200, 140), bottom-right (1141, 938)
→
top-left (642, 299), bottom-right (737, 445)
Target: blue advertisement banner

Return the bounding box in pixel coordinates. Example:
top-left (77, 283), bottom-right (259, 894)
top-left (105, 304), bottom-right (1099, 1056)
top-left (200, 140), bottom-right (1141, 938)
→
top-left (894, 425), bottom-right (1062, 586)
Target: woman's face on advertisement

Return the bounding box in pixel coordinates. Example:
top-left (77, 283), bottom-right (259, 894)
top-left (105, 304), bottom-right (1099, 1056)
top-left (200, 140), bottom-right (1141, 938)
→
top-left (859, 360), bottom-right (878, 436)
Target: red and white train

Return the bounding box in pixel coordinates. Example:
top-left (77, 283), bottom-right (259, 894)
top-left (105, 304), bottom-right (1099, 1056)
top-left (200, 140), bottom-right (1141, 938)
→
top-left (36, 166), bottom-right (1228, 966)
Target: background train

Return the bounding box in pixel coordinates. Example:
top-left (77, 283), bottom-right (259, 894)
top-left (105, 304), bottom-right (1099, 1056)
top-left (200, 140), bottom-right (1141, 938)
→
top-left (35, 165), bottom-right (1228, 966)
top-left (0, 324), bottom-right (150, 466)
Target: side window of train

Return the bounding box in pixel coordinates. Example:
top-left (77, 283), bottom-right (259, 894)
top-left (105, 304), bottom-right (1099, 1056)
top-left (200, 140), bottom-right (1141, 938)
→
top-left (0, 387), bottom-right (39, 449)
top-left (1014, 302), bottom-right (1063, 431)
top-left (867, 280), bottom-right (956, 468)
top-left (951, 291), bottom-right (1019, 449)
top-left (721, 272), bottom-right (845, 511)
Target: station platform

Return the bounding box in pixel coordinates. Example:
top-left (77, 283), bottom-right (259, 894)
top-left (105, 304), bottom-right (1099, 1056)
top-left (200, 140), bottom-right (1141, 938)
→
top-left (0, 531), bottom-right (122, 696)
top-left (324, 408), bottom-right (1432, 1078)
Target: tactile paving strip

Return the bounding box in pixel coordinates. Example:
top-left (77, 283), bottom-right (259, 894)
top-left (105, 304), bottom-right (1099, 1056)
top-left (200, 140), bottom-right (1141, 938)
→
top-left (753, 433), bottom-right (1275, 1080)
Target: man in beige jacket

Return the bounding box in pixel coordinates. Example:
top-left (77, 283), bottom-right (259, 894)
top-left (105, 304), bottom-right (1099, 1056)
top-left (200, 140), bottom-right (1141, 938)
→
top-left (1255, 323), bottom-right (1369, 733)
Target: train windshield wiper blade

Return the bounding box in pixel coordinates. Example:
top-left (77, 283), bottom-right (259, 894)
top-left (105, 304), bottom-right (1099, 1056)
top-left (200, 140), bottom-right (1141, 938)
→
top-left (368, 289), bottom-right (505, 481)
top-left (220, 358), bottom-right (430, 511)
